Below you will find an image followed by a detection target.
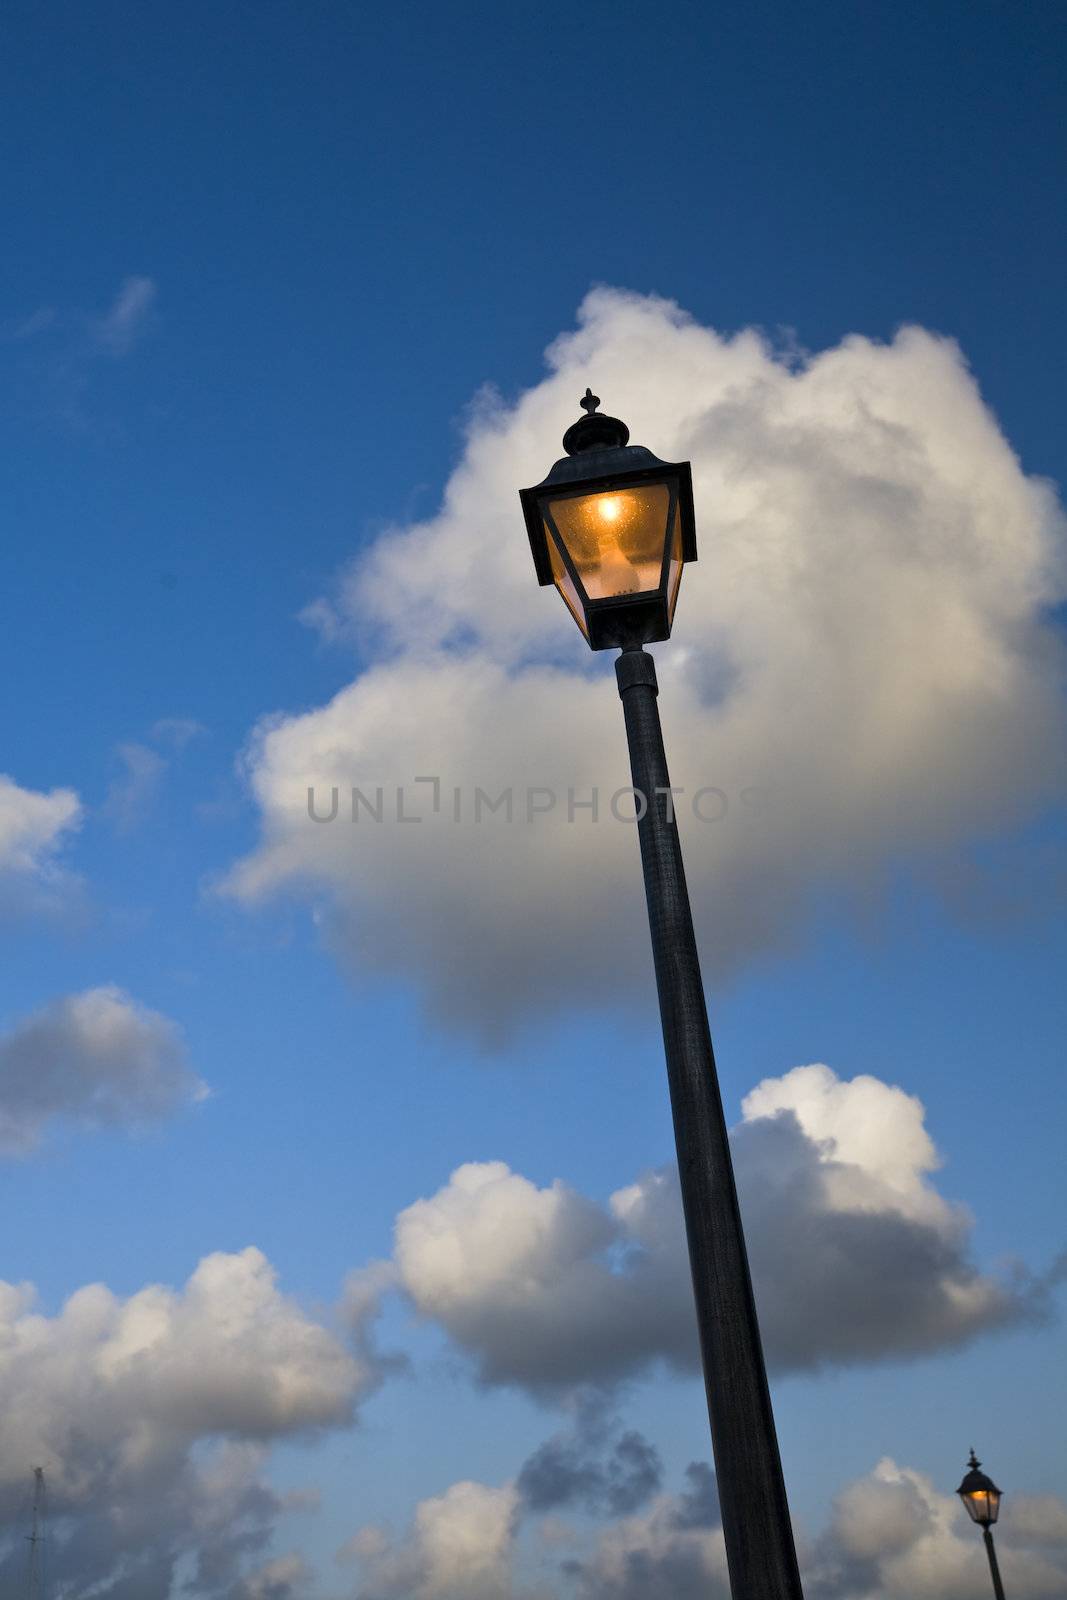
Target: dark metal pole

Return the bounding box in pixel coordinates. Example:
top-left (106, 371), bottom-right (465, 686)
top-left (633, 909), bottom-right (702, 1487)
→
top-left (615, 647), bottom-right (803, 1600)
top-left (983, 1529), bottom-right (1007, 1600)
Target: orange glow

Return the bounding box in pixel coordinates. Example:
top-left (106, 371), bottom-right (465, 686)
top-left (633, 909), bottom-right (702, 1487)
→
top-left (548, 485), bottom-right (670, 600)
top-left (962, 1490), bottom-right (1000, 1526)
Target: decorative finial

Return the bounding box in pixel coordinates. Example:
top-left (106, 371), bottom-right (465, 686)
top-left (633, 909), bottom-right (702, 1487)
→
top-left (969, 1449), bottom-right (981, 1469)
top-left (562, 391), bottom-right (629, 455)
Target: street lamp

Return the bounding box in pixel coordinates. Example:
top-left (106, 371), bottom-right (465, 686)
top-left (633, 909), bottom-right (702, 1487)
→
top-left (958, 1449), bottom-right (1006, 1600)
top-left (520, 389), bottom-right (696, 650)
top-left (520, 393), bottom-right (803, 1600)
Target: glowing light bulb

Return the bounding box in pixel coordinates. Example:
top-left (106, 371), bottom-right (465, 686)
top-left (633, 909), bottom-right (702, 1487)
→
top-left (598, 496), bottom-right (622, 522)
top-left (596, 534), bottom-right (641, 595)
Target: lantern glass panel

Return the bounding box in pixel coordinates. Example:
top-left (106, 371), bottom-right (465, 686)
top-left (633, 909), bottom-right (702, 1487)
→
top-left (666, 510), bottom-right (684, 621)
top-left (545, 523), bottom-right (589, 638)
top-left (962, 1489), bottom-right (1000, 1527)
top-left (548, 484), bottom-right (670, 600)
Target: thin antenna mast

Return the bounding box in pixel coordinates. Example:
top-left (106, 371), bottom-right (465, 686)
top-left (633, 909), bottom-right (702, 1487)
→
top-left (26, 1466), bottom-right (46, 1600)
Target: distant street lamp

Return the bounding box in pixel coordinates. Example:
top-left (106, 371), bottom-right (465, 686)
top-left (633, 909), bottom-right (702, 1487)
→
top-left (958, 1449), bottom-right (1006, 1600)
top-left (520, 393), bottom-right (803, 1600)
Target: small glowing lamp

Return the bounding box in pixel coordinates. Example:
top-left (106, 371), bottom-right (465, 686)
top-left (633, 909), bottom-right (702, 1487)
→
top-left (519, 390), bottom-right (697, 650)
top-left (958, 1450), bottom-right (1003, 1528)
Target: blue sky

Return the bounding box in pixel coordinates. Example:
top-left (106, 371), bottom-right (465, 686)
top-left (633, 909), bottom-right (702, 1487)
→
top-left (1, 3), bottom-right (1065, 1597)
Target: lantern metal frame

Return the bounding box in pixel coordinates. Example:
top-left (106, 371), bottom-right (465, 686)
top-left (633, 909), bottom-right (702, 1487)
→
top-left (519, 399), bottom-right (697, 651)
top-left (958, 1450), bottom-right (1003, 1528)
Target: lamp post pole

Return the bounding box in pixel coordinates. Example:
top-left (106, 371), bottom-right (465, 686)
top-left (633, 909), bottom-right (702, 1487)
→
top-left (616, 645), bottom-right (803, 1600)
top-left (982, 1528), bottom-right (1007, 1600)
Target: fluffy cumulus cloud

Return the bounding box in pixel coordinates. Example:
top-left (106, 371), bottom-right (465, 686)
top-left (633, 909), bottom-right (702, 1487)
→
top-left (345, 1480), bottom-right (523, 1600)
top-left (389, 1065), bottom-right (1044, 1391)
top-left (571, 1456), bottom-right (1067, 1600)
top-left (227, 290), bottom-right (1067, 1034)
top-left (341, 1462), bottom-right (728, 1600)
top-left (0, 771), bottom-right (80, 910)
top-left (340, 1457), bottom-right (1067, 1600)
top-left (0, 1249), bottom-right (380, 1596)
top-left (0, 984), bottom-right (208, 1155)
top-left (806, 1457), bottom-right (1067, 1599)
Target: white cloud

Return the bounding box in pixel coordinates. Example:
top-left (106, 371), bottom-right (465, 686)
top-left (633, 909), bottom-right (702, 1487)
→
top-left (6, 276), bottom-right (160, 429)
top-left (389, 1066), bottom-right (1043, 1391)
top-left (725, 1063), bottom-right (1030, 1370)
top-left (340, 1463), bottom-right (727, 1600)
top-left (0, 305), bottom-right (56, 341)
top-left (0, 985), bottom-right (208, 1154)
top-left (104, 718), bottom-right (208, 832)
top-left (0, 1250), bottom-right (380, 1596)
top-left (393, 1160), bottom-right (652, 1388)
top-left (348, 1480), bottom-right (522, 1600)
top-left (91, 274), bottom-right (157, 355)
top-left (105, 739), bottom-right (169, 832)
top-left (229, 1551), bottom-right (313, 1599)
top-left (0, 771), bottom-right (80, 899)
top-left (339, 1458), bottom-right (1067, 1600)
top-left (807, 1457), bottom-right (1067, 1598)
top-left (152, 715), bottom-right (207, 749)
top-left (741, 1064), bottom-right (944, 1223)
top-left (1008, 1494), bottom-right (1067, 1548)
top-left (227, 290), bottom-right (1067, 1034)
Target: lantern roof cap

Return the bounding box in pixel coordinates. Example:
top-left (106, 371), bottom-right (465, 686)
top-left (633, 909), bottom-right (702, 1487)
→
top-left (562, 389), bottom-right (631, 455)
top-left (957, 1449), bottom-right (1002, 1497)
top-left (529, 392), bottom-right (675, 493)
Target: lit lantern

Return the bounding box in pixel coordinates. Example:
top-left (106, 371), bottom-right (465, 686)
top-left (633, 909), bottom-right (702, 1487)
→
top-left (958, 1450), bottom-right (1003, 1528)
top-left (519, 390), bottom-right (697, 650)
